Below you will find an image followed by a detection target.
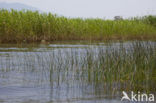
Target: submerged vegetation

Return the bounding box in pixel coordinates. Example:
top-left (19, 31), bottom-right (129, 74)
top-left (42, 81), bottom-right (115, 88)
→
top-left (0, 9), bottom-right (156, 43)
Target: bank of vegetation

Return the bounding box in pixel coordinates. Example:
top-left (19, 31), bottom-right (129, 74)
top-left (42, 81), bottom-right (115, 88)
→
top-left (0, 9), bottom-right (156, 43)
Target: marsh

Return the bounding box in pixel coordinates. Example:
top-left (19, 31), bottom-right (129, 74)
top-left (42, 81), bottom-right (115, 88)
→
top-left (0, 41), bottom-right (155, 103)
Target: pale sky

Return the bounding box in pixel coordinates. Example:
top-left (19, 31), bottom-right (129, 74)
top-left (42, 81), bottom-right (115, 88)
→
top-left (0, 0), bottom-right (156, 19)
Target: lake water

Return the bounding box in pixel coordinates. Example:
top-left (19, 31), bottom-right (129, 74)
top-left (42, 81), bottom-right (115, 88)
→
top-left (0, 41), bottom-right (155, 103)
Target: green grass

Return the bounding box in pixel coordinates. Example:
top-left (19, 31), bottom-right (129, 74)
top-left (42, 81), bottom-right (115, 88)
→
top-left (0, 9), bottom-right (156, 43)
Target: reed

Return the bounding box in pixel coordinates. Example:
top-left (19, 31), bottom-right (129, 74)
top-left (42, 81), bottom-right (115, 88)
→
top-left (0, 9), bottom-right (156, 43)
top-left (0, 42), bottom-right (155, 93)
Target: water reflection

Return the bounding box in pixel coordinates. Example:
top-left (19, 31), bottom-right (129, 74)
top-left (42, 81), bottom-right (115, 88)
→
top-left (0, 41), bottom-right (155, 103)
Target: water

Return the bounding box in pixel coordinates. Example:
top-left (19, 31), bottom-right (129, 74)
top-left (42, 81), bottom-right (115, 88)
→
top-left (0, 41), bottom-right (155, 103)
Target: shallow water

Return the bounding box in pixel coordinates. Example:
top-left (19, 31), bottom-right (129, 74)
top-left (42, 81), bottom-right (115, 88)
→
top-left (0, 41), bottom-right (155, 103)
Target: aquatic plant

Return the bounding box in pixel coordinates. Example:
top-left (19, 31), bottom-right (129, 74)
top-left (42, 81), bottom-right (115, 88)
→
top-left (0, 9), bottom-right (156, 43)
top-left (0, 42), bottom-right (155, 94)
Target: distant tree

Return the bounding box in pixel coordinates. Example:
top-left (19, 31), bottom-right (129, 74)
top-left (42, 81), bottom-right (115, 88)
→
top-left (114, 16), bottom-right (123, 20)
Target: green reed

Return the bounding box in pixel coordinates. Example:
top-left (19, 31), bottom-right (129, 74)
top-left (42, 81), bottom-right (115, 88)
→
top-left (83, 42), bottom-right (156, 92)
top-left (0, 42), bottom-right (155, 93)
top-left (0, 9), bottom-right (156, 43)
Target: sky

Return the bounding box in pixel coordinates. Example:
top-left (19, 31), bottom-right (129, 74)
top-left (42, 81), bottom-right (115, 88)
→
top-left (0, 0), bottom-right (156, 19)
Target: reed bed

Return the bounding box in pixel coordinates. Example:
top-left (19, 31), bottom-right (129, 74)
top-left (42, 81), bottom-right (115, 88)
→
top-left (0, 42), bottom-right (156, 95)
top-left (0, 9), bottom-right (156, 43)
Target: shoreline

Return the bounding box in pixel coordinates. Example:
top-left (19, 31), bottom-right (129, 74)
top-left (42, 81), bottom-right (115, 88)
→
top-left (0, 35), bottom-right (156, 44)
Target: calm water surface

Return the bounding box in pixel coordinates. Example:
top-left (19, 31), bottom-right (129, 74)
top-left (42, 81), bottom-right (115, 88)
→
top-left (0, 41), bottom-right (155, 103)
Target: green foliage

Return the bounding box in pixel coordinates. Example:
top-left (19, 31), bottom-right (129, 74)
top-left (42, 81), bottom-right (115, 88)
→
top-left (143, 15), bottom-right (156, 27)
top-left (0, 9), bottom-right (156, 43)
